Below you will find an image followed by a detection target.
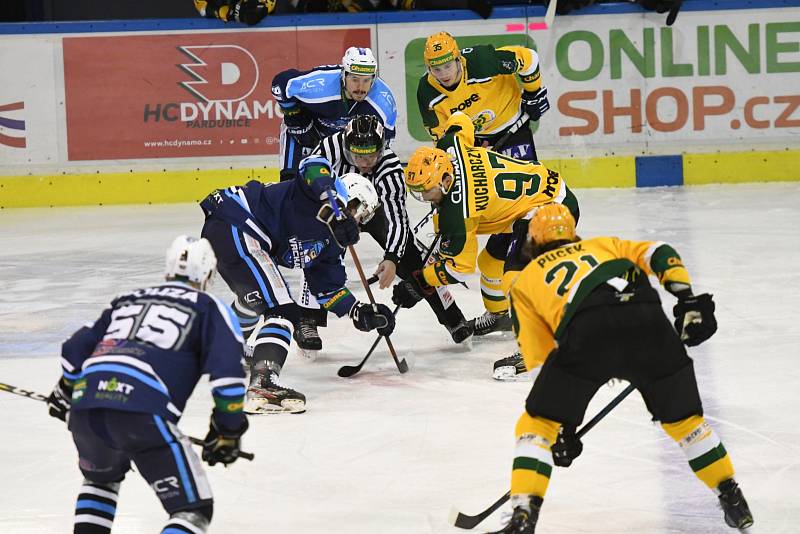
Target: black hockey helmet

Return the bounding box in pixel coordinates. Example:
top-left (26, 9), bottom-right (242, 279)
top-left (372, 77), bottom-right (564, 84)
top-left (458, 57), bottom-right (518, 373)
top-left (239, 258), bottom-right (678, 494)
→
top-left (344, 115), bottom-right (385, 171)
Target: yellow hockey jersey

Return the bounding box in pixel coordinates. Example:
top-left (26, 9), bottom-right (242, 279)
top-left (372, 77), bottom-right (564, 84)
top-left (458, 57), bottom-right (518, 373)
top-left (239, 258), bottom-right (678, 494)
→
top-left (416, 44), bottom-right (542, 142)
top-left (509, 236), bottom-right (692, 370)
top-left (420, 113), bottom-right (569, 289)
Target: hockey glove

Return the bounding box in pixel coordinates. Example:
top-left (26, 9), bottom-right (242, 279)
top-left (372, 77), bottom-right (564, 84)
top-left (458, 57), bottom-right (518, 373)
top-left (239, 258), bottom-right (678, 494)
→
top-left (551, 425), bottom-right (583, 467)
top-left (521, 87), bottom-right (550, 122)
top-left (673, 293), bottom-right (717, 347)
top-left (47, 377), bottom-right (72, 423)
top-left (202, 417), bottom-right (249, 467)
top-left (227, 0), bottom-right (274, 25)
top-left (350, 302), bottom-right (396, 337)
top-left (317, 202), bottom-right (360, 249)
top-left (391, 270), bottom-right (434, 309)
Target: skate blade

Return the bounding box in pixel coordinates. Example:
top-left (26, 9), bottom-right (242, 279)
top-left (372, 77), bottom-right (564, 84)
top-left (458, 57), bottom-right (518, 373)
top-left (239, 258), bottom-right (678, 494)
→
top-left (473, 329), bottom-right (515, 340)
top-left (296, 348), bottom-right (319, 361)
top-left (492, 366), bottom-right (529, 381)
top-left (456, 336), bottom-right (473, 351)
top-left (244, 398), bottom-right (306, 414)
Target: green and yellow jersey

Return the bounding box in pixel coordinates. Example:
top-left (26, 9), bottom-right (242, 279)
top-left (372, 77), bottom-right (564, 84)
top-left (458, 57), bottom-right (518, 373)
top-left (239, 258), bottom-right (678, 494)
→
top-left (420, 113), bottom-right (569, 289)
top-left (417, 44), bottom-right (542, 142)
top-left (509, 237), bottom-right (691, 370)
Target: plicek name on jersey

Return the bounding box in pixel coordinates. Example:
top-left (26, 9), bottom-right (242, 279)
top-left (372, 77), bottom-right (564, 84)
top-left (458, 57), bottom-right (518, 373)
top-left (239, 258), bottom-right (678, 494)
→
top-left (466, 148), bottom-right (489, 211)
top-left (536, 243), bottom-right (585, 268)
top-left (119, 286), bottom-right (199, 302)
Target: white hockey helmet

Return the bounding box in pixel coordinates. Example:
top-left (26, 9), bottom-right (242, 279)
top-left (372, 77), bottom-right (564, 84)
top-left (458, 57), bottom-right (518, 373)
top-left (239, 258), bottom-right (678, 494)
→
top-left (341, 172), bottom-right (379, 224)
top-left (342, 46), bottom-right (378, 77)
top-left (165, 235), bottom-right (217, 290)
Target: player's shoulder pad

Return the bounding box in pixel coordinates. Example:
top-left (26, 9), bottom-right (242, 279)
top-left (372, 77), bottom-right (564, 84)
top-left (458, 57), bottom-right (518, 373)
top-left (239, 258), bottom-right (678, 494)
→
top-left (365, 78), bottom-right (398, 128)
top-left (285, 67), bottom-right (343, 102)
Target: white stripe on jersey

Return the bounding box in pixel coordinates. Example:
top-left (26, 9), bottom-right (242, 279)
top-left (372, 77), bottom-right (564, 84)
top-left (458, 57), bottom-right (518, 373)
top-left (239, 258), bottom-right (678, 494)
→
top-left (313, 132), bottom-right (409, 260)
top-left (208, 376), bottom-right (247, 389)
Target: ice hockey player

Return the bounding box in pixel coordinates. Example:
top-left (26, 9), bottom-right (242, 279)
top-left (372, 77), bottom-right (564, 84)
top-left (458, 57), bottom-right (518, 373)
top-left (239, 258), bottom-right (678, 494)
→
top-left (46, 235), bottom-right (249, 534)
top-left (488, 203), bottom-right (753, 533)
top-left (393, 112), bottom-right (579, 340)
top-left (301, 114), bottom-right (473, 349)
top-left (194, 0), bottom-right (275, 24)
top-left (272, 46), bottom-right (398, 177)
top-left (199, 155), bottom-right (395, 413)
top-left (417, 31), bottom-right (549, 162)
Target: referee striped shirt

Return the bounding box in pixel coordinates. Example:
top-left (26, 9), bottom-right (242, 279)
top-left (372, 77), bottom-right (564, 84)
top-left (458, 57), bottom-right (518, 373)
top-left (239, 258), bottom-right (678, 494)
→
top-left (312, 131), bottom-right (409, 262)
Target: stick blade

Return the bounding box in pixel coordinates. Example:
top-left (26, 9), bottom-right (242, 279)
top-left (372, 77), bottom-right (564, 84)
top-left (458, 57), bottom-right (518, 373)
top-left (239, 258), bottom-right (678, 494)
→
top-left (396, 358), bottom-right (409, 373)
top-left (337, 364), bottom-right (361, 378)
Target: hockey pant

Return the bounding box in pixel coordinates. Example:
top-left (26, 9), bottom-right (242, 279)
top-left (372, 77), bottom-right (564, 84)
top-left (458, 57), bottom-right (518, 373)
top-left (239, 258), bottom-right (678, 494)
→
top-left (363, 205), bottom-right (465, 328)
top-left (202, 218), bottom-right (298, 373)
top-left (69, 409), bottom-right (213, 533)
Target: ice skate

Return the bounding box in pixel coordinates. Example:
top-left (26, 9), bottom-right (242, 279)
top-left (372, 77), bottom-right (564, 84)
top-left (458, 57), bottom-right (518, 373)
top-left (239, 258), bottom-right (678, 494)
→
top-left (717, 479), bottom-right (753, 529)
top-left (486, 496), bottom-right (542, 534)
top-left (470, 310), bottom-right (513, 337)
top-left (245, 370), bottom-right (306, 414)
top-left (447, 319), bottom-right (474, 346)
top-left (493, 352), bottom-right (528, 381)
top-left (293, 316), bottom-right (322, 351)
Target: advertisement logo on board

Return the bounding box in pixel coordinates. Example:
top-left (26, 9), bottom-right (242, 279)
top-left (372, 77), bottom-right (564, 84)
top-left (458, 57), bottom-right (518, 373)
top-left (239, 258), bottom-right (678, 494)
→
top-left (0, 101), bottom-right (26, 149)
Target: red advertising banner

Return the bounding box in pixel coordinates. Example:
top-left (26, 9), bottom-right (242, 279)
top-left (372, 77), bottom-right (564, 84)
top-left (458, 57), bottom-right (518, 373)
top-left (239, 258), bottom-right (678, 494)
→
top-left (63, 29), bottom-right (370, 161)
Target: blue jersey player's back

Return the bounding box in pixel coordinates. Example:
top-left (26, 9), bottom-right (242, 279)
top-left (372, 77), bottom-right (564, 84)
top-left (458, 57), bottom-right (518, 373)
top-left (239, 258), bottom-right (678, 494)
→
top-left (46, 235), bottom-right (250, 533)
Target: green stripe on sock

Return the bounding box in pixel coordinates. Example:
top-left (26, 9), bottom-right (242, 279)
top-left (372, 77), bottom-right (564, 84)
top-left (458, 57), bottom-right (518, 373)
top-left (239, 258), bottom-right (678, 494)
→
top-left (689, 443), bottom-right (728, 472)
top-left (481, 290), bottom-right (507, 302)
top-left (512, 457), bottom-right (553, 478)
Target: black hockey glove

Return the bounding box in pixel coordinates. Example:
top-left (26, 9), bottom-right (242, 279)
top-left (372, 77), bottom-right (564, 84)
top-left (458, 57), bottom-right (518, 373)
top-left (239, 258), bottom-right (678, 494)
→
top-left (521, 87), bottom-right (550, 122)
top-left (551, 425), bottom-right (583, 467)
top-left (227, 0), bottom-right (274, 24)
top-left (47, 377), bottom-right (72, 423)
top-left (317, 201), bottom-right (360, 248)
top-left (350, 302), bottom-right (396, 337)
top-left (391, 270), bottom-right (434, 309)
top-left (673, 293), bottom-right (717, 347)
top-left (202, 417), bottom-right (249, 467)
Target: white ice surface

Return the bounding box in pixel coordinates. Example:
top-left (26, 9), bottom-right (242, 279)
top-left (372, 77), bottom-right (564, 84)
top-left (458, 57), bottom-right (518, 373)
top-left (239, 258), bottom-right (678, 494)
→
top-left (1, 183), bottom-right (799, 533)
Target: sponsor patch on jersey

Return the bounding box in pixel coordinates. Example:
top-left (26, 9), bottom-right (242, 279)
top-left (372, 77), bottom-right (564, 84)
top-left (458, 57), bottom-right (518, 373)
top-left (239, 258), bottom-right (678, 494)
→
top-left (94, 376), bottom-right (135, 403)
top-left (72, 378), bottom-right (87, 402)
top-left (473, 110), bottom-right (496, 132)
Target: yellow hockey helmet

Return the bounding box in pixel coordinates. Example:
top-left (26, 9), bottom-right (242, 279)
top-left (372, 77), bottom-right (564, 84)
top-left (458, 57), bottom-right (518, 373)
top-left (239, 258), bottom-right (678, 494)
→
top-left (405, 146), bottom-right (454, 194)
top-left (528, 203), bottom-right (577, 245)
top-left (424, 32), bottom-right (460, 68)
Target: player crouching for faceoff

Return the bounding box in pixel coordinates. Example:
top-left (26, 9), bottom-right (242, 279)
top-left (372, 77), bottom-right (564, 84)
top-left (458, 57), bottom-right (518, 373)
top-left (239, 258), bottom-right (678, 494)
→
top-left (488, 204), bottom-right (753, 533)
top-left (306, 115), bottom-right (473, 348)
top-left (393, 112), bottom-right (579, 345)
top-left (46, 236), bottom-right (249, 534)
top-left (199, 155), bottom-right (395, 414)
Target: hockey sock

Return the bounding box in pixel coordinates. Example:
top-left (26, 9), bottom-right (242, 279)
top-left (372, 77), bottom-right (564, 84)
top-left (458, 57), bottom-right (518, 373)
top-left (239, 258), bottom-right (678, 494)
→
top-left (232, 298), bottom-right (260, 339)
top-left (510, 413), bottom-right (560, 499)
top-left (251, 316), bottom-right (293, 372)
top-left (662, 415), bottom-right (735, 490)
top-left (478, 249), bottom-right (508, 313)
top-left (74, 479), bottom-right (120, 534)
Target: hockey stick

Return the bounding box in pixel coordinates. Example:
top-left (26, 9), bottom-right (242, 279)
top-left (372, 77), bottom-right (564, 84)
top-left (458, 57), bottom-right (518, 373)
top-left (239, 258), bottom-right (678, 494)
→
top-left (338, 232), bottom-right (442, 378)
top-left (544, 0), bottom-right (558, 29)
top-left (666, 1), bottom-right (683, 26)
top-left (0, 381), bottom-right (255, 461)
top-left (326, 188), bottom-right (408, 374)
top-left (449, 382), bottom-right (636, 529)
top-left (490, 112), bottom-right (530, 154)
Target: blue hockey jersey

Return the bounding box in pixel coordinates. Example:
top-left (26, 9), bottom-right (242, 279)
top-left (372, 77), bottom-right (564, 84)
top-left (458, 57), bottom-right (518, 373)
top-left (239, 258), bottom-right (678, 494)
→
top-left (272, 66), bottom-right (397, 142)
top-left (60, 282), bottom-right (246, 430)
top-left (200, 173), bottom-right (358, 318)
